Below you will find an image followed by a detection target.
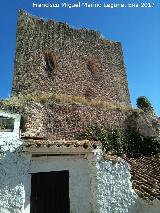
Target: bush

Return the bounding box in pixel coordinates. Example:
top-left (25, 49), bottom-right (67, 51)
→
top-left (107, 128), bottom-right (123, 155)
top-left (76, 123), bottom-right (160, 157)
top-left (136, 96), bottom-right (153, 111)
top-left (124, 127), bottom-right (160, 157)
top-left (76, 123), bottom-right (108, 149)
top-left (76, 123), bottom-right (124, 155)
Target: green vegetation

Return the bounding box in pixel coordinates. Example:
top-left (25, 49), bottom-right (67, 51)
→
top-left (0, 93), bottom-right (137, 112)
top-left (76, 123), bottom-right (160, 157)
top-left (125, 127), bottom-right (160, 156)
top-left (136, 96), bottom-right (153, 111)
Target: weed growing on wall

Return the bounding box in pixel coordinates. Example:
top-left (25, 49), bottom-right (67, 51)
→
top-left (76, 123), bottom-right (124, 155)
top-left (0, 93), bottom-right (133, 111)
top-left (136, 96), bottom-right (153, 111)
top-left (76, 123), bottom-right (160, 157)
top-left (125, 127), bottom-right (160, 157)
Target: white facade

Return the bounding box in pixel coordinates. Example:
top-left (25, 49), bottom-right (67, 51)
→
top-left (0, 111), bottom-right (30, 213)
top-left (0, 110), bottom-right (159, 213)
top-left (29, 155), bottom-right (95, 213)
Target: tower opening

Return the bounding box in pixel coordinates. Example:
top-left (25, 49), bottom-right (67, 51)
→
top-left (45, 53), bottom-right (56, 77)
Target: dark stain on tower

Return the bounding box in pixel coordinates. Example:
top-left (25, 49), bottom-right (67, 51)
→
top-left (12, 10), bottom-right (131, 107)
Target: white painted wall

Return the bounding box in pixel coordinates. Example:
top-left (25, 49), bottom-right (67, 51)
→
top-left (95, 150), bottom-right (160, 213)
top-left (95, 149), bottom-right (139, 213)
top-left (0, 111), bottom-right (97, 213)
top-left (0, 111), bottom-right (21, 150)
top-left (0, 111), bottom-right (31, 213)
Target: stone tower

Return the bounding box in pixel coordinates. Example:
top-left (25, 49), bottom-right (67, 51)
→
top-left (12, 10), bottom-right (131, 107)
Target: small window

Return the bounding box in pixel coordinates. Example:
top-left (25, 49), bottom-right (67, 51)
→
top-left (45, 53), bottom-right (56, 77)
top-left (0, 116), bottom-right (14, 132)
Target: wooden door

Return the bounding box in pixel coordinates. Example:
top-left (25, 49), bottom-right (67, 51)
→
top-left (30, 171), bottom-right (70, 213)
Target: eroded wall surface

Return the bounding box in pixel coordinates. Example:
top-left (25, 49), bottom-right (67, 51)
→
top-left (95, 150), bottom-right (139, 213)
top-left (12, 10), bottom-right (130, 107)
top-left (21, 102), bottom-right (132, 139)
top-left (0, 111), bottom-right (30, 213)
top-left (95, 150), bottom-right (160, 213)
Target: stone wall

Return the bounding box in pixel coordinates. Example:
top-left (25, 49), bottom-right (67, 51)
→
top-left (1, 9), bottom-right (159, 213)
top-left (1, 100), bottom-right (159, 140)
top-left (12, 10), bottom-right (130, 107)
top-left (21, 103), bottom-right (160, 139)
top-left (20, 102), bottom-right (132, 139)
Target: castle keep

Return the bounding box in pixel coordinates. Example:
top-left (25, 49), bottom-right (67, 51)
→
top-left (12, 10), bottom-right (130, 107)
top-left (10, 10), bottom-right (133, 140)
top-left (0, 10), bottom-right (159, 213)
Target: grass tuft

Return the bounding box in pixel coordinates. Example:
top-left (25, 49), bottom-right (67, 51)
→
top-left (0, 93), bottom-right (143, 113)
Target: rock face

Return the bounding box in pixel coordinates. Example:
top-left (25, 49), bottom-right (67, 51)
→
top-left (125, 109), bottom-right (160, 138)
top-left (137, 110), bottom-right (160, 138)
top-left (12, 10), bottom-right (131, 107)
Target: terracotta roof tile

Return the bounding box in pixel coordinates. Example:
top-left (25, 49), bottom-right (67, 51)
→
top-left (22, 139), bottom-right (101, 150)
top-left (127, 155), bottom-right (160, 200)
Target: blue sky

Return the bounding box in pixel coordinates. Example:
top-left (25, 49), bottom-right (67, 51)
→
top-left (0, 0), bottom-right (160, 115)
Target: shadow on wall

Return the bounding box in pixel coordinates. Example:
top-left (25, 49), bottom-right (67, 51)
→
top-left (0, 145), bottom-right (31, 213)
top-left (138, 198), bottom-right (160, 213)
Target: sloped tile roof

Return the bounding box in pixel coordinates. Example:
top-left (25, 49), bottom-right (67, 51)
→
top-left (22, 139), bottom-right (101, 150)
top-left (127, 155), bottom-right (160, 200)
